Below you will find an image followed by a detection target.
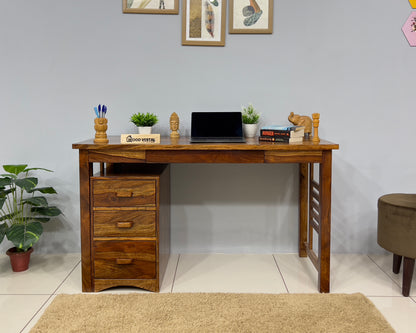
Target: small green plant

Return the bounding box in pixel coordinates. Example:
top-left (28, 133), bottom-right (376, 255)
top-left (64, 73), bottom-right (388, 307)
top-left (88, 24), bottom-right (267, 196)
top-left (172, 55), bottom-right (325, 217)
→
top-left (0, 164), bottom-right (62, 252)
top-left (242, 104), bottom-right (260, 124)
top-left (130, 112), bottom-right (159, 127)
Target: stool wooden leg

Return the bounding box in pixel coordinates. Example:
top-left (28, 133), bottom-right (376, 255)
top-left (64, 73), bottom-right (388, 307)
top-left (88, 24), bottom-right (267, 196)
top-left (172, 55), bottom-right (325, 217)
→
top-left (402, 257), bottom-right (415, 297)
top-left (393, 254), bottom-right (402, 274)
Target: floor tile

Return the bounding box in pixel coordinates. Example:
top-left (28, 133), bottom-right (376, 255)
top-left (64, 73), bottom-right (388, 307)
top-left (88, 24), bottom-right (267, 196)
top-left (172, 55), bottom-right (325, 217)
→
top-left (56, 254), bottom-right (179, 294)
top-left (369, 253), bottom-right (416, 296)
top-left (330, 254), bottom-right (402, 296)
top-left (275, 253), bottom-right (402, 295)
top-left (369, 296), bottom-right (416, 333)
top-left (273, 254), bottom-right (319, 293)
top-left (0, 294), bottom-right (51, 333)
top-left (0, 253), bottom-right (80, 294)
top-left (173, 254), bottom-right (287, 293)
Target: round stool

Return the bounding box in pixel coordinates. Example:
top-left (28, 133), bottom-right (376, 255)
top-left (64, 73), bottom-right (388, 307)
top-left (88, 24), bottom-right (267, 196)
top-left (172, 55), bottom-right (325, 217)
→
top-left (377, 193), bottom-right (416, 296)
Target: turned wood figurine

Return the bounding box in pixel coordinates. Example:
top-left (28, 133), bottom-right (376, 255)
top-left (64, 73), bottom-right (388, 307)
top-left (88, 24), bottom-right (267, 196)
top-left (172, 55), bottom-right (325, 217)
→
top-left (288, 112), bottom-right (312, 138)
top-left (312, 113), bottom-right (320, 143)
top-left (94, 118), bottom-right (108, 144)
top-left (170, 112), bottom-right (180, 139)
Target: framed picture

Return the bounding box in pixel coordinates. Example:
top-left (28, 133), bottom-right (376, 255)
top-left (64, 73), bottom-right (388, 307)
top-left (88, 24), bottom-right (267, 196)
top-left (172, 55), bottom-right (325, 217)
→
top-left (182, 0), bottom-right (226, 46)
top-left (229, 0), bottom-right (273, 34)
top-left (123, 0), bottom-right (179, 14)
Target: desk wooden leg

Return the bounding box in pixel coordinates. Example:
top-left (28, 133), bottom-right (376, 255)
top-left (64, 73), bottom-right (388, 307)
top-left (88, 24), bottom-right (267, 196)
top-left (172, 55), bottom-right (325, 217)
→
top-left (299, 163), bottom-right (308, 257)
top-left (318, 150), bottom-right (332, 293)
top-left (79, 150), bottom-right (93, 292)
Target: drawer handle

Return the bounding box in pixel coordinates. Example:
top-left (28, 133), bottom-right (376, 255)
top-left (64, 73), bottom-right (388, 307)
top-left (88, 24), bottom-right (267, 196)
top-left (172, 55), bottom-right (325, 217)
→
top-left (116, 191), bottom-right (133, 198)
top-left (116, 222), bottom-right (134, 229)
top-left (116, 259), bottom-right (133, 265)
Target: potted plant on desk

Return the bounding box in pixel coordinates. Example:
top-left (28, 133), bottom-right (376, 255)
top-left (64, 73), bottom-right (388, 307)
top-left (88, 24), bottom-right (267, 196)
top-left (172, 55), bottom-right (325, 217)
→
top-left (130, 112), bottom-right (159, 134)
top-left (0, 164), bottom-right (62, 272)
top-left (242, 104), bottom-right (260, 138)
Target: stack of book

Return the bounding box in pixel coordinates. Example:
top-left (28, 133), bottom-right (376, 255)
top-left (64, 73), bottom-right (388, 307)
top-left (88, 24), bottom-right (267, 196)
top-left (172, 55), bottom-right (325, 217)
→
top-left (259, 125), bottom-right (305, 143)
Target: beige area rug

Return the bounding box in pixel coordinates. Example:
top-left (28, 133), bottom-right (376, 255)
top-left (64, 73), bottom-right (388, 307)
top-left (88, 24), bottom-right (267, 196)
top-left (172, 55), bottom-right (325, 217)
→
top-left (31, 293), bottom-right (394, 333)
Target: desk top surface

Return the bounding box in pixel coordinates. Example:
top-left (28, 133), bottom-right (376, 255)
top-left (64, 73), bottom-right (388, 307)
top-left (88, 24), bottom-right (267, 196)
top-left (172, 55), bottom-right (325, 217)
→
top-left (73, 136), bottom-right (339, 151)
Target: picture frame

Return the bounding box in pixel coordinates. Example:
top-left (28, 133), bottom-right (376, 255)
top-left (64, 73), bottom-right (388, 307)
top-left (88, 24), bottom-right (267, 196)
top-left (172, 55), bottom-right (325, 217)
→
top-left (123, 0), bottom-right (179, 14)
top-left (182, 0), bottom-right (226, 46)
top-left (229, 0), bottom-right (273, 34)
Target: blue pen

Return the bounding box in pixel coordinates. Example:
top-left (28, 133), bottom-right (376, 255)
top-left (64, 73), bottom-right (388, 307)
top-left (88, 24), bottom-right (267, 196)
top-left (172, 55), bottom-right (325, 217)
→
top-left (94, 106), bottom-right (99, 118)
top-left (102, 105), bottom-right (107, 118)
top-left (98, 104), bottom-right (101, 118)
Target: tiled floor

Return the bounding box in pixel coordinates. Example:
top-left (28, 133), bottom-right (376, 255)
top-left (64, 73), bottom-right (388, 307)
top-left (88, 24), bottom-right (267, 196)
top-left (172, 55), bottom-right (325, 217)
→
top-left (1, 253), bottom-right (416, 333)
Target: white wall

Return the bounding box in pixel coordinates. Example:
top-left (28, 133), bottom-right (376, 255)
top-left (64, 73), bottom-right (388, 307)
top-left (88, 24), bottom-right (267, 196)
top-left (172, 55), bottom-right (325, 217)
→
top-left (1, 1), bottom-right (415, 254)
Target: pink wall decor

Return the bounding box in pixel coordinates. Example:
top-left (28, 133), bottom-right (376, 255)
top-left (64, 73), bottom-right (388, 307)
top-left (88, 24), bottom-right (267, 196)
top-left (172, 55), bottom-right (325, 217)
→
top-left (402, 12), bottom-right (416, 46)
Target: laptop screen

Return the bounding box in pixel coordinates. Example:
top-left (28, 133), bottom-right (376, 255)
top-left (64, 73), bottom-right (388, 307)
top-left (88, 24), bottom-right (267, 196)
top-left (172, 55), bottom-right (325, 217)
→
top-left (191, 112), bottom-right (243, 138)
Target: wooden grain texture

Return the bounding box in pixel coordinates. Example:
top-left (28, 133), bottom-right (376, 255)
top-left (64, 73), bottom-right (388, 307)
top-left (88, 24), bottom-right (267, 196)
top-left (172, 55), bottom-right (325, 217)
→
top-left (79, 150), bottom-right (93, 292)
top-left (93, 240), bottom-right (156, 279)
top-left (93, 279), bottom-right (157, 292)
top-left (299, 163), bottom-right (308, 257)
top-left (318, 151), bottom-right (332, 293)
top-left (73, 137), bottom-right (339, 294)
top-left (92, 179), bottom-right (156, 207)
top-left (93, 210), bottom-right (156, 237)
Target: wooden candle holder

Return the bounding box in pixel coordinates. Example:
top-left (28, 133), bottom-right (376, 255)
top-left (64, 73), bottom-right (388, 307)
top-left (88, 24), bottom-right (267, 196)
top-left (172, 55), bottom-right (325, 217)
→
top-left (94, 118), bottom-right (108, 144)
top-left (312, 113), bottom-right (320, 143)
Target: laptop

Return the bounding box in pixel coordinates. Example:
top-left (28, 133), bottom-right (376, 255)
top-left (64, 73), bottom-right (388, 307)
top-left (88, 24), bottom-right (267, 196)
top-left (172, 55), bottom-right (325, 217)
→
top-left (190, 112), bottom-right (246, 143)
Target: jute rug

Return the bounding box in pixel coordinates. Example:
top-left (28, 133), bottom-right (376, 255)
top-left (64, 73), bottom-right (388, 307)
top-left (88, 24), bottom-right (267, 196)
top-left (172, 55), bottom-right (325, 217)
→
top-left (30, 293), bottom-right (394, 333)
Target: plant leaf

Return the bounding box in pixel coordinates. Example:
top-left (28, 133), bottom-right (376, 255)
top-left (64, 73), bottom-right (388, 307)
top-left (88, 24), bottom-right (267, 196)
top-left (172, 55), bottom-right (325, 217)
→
top-left (3, 164), bottom-right (28, 175)
top-left (30, 217), bottom-right (51, 223)
top-left (31, 206), bottom-right (62, 217)
top-left (28, 187), bottom-right (57, 194)
top-left (6, 222), bottom-right (43, 252)
top-left (0, 223), bottom-right (7, 243)
top-left (24, 167), bottom-right (53, 173)
top-left (22, 196), bottom-right (48, 207)
top-left (0, 197), bottom-right (6, 210)
top-left (0, 177), bottom-right (12, 187)
top-left (15, 177), bottom-right (38, 191)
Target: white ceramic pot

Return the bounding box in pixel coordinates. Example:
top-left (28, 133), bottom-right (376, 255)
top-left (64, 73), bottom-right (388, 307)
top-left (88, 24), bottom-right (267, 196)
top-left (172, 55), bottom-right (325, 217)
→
top-left (243, 123), bottom-right (258, 138)
top-left (138, 126), bottom-right (152, 134)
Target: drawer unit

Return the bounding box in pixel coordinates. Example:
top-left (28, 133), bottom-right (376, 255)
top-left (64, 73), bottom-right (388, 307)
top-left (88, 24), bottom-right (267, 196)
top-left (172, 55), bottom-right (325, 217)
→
top-left (89, 164), bottom-right (170, 292)
top-left (93, 210), bottom-right (156, 237)
top-left (94, 240), bottom-right (156, 279)
top-left (92, 179), bottom-right (156, 207)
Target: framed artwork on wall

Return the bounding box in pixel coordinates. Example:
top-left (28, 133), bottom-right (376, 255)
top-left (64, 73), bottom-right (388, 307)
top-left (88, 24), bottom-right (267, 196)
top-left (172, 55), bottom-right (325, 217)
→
top-left (229, 0), bottom-right (273, 34)
top-left (182, 0), bottom-right (226, 46)
top-left (123, 0), bottom-right (179, 14)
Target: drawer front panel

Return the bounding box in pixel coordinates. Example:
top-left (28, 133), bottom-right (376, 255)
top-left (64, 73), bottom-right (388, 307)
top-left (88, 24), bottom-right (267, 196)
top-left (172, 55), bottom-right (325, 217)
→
top-left (94, 241), bottom-right (156, 279)
top-left (93, 210), bottom-right (156, 237)
top-left (92, 179), bottom-right (156, 207)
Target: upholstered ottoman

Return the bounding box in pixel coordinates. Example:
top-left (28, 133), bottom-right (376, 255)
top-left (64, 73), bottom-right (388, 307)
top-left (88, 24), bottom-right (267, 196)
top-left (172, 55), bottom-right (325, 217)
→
top-left (377, 193), bottom-right (416, 296)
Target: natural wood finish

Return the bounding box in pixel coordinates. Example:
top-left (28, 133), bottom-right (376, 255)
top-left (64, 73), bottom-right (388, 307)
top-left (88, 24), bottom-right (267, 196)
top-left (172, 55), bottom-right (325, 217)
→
top-left (312, 113), bottom-right (320, 143)
top-left (318, 151), bottom-right (332, 293)
top-left (288, 112), bottom-right (313, 135)
top-left (73, 136), bottom-right (338, 293)
top-left (79, 150), bottom-right (93, 291)
top-left (93, 210), bottom-right (156, 237)
top-left (92, 179), bottom-right (156, 207)
top-left (94, 279), bottom-right (157, 292)
top-left (299, 163), bottom-right (308, 257)
top-left (94, 118), bottom-right (109, 144)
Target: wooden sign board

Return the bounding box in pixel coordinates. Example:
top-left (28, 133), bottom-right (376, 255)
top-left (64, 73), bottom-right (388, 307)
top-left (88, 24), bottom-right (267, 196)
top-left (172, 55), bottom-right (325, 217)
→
top-left (121, 134), bottom-right (161, 144)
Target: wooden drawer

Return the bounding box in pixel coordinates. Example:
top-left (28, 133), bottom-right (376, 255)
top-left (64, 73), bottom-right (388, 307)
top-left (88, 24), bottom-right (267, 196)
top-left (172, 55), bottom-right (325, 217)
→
top-left (92, 179), bottom-right (156, 207)
top-left (93, 210), bottom-right (156, 237)
top-left (94, 240), bottom-right (156, 279)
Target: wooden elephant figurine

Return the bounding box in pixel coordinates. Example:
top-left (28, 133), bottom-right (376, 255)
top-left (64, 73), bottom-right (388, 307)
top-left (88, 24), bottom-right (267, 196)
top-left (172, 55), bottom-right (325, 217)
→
top-left (288, 112), bottom-right (312, 135)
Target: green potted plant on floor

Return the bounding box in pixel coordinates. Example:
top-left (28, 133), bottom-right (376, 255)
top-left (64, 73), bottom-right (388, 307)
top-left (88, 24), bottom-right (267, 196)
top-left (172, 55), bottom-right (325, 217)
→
top-left (130, 112), bottom-right (159, 134)
top-left (242, 104), bottom-right (260, 138)
top-left (0, 164), bottom-right (62, 272)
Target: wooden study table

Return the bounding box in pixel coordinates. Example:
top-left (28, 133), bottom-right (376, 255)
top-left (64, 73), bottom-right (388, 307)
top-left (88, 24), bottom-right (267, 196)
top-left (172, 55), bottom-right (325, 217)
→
top-left (73, 136), bottom-right (339, 293)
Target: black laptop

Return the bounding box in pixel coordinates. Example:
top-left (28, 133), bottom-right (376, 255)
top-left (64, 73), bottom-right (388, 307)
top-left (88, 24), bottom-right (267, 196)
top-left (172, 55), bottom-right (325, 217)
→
top-left (190, 112), bottom-right (246, 143)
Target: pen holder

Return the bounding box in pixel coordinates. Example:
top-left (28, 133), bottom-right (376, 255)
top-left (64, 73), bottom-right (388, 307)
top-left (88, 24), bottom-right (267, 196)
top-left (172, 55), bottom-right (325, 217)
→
top-left (94, 118), bottom-right (109, 144)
